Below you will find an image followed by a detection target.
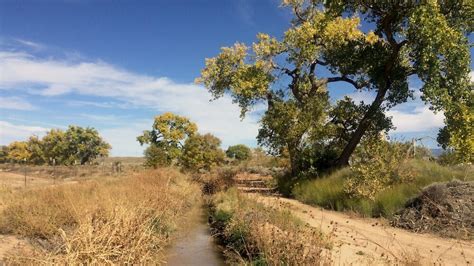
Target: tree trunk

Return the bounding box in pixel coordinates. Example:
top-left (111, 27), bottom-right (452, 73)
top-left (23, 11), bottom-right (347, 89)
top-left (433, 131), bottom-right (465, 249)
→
top-left (334, 85), bottom-right (389, 167)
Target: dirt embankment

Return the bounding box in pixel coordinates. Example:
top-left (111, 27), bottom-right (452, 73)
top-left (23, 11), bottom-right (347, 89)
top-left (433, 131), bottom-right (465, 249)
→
top-left (252, 194), bottom-right (474, 265)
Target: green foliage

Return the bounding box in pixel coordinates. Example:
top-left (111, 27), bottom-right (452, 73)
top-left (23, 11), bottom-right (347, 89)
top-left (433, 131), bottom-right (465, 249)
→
top-left (0, 146), bottom-right (8, 163)
top-left (62, 126), bottom-right (111, 165)
top-left (345, 140), bottom-right (412, 200)
top-left (137, 112), bottom-right (197, 167)
top-left (180, 133), bottom-right (225, 171)
top-left (225, 144), bottom-right (251, 161)
top-left (143, 144), bottom-right (169, 168)
top-left (293, 160), bottom-right (473, 218)
top-left (4, 126), bottom-right (110, 165)
top-left (26, 136), bottom-right (45, 165)
top-left (42, 129), bottom-right (68, 164)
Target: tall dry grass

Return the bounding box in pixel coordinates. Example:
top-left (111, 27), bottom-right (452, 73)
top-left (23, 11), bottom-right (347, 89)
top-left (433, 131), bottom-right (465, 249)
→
top-left (0, 168), bottom-right (200, 264)
top-left (209, 188), bottom-right (332, 265)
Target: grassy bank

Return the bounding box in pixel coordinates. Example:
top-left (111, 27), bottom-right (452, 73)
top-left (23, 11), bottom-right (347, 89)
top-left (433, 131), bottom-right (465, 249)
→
top-left (0, 168), bottom-right (200, 264)
top-left (293, 160), bottom-right (473, 218)
top-left (209, 188), bottom-right (331, 265)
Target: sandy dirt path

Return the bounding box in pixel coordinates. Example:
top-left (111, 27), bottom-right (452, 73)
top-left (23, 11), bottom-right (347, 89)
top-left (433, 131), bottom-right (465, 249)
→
top-left (252, 195), bottom-right (473, 265)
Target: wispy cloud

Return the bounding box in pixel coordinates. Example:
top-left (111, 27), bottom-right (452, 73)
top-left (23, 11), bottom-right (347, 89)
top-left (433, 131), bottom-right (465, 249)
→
top-left (66, 100), bottom-right (133, 109)
top-left (343, 88), bottom-right (444, 134)
top-left (387, 106), bottom-right (444, 133)
top-left (235, 0), bottom-right (256, 26)
top-left (0, 96), bottom-right (36, 110)
top-left (0, 120), bottom-right (49, 144)
top-left (0, 49), bottom-right (260, 151)
top-left (13, 38), bottom-right (44, 50)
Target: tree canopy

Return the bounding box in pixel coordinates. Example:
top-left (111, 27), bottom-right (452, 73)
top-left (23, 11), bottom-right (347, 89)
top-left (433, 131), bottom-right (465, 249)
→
top-left (180, 133), bottom-right (225, 171)
top-left (197, 0), bottom-right (473, 174)
top-left (3, 126), bottom-right (110, 165)
top-left (226, 144), bottom-right (252, 161)
top-left (137, 112), bottom-right (197, 166)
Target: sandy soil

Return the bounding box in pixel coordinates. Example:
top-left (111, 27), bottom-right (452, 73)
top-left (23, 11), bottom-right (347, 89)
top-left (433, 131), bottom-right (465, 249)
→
top-left (0, 171), bottom-right (56, 189)
top-left (252, 195), bottom-right (474, 265)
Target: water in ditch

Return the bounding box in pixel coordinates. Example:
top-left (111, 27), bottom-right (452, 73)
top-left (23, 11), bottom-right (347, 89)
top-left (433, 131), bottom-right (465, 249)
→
top-left (165, 206), bottom-right (225, 265)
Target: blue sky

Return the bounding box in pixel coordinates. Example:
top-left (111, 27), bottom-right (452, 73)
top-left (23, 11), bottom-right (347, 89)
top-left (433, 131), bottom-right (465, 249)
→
top-left (0, 1), bottom-right (470, 156)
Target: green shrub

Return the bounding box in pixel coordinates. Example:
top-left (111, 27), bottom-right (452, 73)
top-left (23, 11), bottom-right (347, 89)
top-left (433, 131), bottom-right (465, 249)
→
top-left (345, 140), bottom-right (412, 200)
top-left (143, 144), bottom-right (171, 168)
top-left (226, 144), bottom-right (252, 161)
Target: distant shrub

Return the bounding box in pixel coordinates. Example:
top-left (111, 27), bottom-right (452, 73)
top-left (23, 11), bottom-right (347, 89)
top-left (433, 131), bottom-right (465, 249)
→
top-left (437, 150), bottom-right (462, 166)
top-left (180, 133), bottom-right (225, 171)
top-left (226, 144), bottom-right (252, 161)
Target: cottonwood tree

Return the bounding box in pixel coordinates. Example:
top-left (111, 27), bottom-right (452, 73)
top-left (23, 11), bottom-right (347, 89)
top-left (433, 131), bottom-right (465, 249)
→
top-left (6, 141), bottom-right (31, 163)
top-left (180, 133), bottom-right (225, 171)
top-left (0, 146), bottom-right (8, 163)
top-left (197, 0), bottom-right (473, 173)
top-left (63, 126), bottom-right (111, 165)
top-left (26, 136), bottom-right (46, 165)
top-left (42, 129), bottom-right (68, 164)
top-left (4, 126), bottom-right (110, 165)
top-left (137, 112), bottom-right (197, 166)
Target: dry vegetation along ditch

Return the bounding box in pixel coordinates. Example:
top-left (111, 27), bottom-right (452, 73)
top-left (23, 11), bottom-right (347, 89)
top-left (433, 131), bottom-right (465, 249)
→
top-left (0, 167), bottom-right (201, 264)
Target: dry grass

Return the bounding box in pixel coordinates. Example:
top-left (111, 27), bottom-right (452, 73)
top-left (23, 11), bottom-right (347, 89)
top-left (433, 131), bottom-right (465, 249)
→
top-left (0, 158), bottom-right (145, 181)
top-left (209, 188), bottom-right (332, 265)
top-left (0, 168), bottom-right (200, 264)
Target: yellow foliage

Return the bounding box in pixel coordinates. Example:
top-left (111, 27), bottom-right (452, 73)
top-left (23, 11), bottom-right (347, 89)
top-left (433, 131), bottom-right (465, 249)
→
top-left (7, 141), bottom-right (30, 162)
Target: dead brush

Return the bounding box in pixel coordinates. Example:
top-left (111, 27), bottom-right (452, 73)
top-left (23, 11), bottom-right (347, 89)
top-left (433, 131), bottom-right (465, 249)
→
top-left (0, 168), bottom-right (201, 264)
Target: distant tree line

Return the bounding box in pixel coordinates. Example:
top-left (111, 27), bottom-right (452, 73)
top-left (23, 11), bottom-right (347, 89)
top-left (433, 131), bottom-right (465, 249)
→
top-left (0, 126), bottom-right (111, 165)
top-left (138, 113), bottom-right (252, 171)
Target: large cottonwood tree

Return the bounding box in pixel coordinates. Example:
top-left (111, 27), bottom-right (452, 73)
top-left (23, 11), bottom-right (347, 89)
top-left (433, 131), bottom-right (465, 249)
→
top-left (197, 0), bottom-right (473, 173)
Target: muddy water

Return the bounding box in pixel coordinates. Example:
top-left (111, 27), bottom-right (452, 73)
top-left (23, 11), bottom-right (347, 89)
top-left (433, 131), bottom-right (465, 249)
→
top-left (165, 206), bottom-right (225, 266)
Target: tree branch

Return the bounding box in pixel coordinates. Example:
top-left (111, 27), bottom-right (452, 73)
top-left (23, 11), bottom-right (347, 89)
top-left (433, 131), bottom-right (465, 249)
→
top-left (324, 76), bottom-right (367, 90)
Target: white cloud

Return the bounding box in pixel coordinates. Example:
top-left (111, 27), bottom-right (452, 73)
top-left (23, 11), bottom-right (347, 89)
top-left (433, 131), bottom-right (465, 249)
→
top-left (0, 121), bottom-right (49, 144)
top-left (0, 96), bottom-right (35, 110)
top-left (101, 124), bottom-right (148, 157)
top-left (13, 39), bottom-right (44, 50)
top-left (387, 106), bottom-right (444, 133)
top-left (345, 90), bottom-right (375, 104)
top-left (0, 50), bottom-right (260, 152)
